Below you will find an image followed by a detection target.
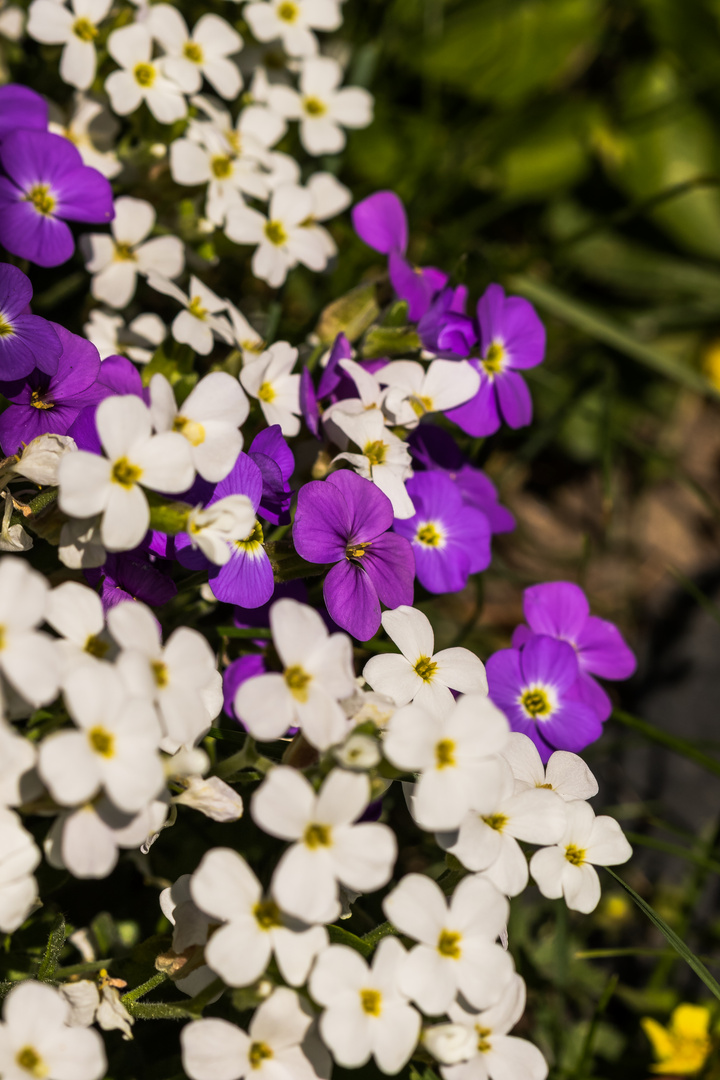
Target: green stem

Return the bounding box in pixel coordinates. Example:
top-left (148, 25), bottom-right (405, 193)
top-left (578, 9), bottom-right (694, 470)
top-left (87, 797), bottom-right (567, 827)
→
top-left (612, 709), bottom-right (720, 779)
top-left (121, 971), bottom-right (167, 1006)
top-left (36, 914), bottom-right (66, 982)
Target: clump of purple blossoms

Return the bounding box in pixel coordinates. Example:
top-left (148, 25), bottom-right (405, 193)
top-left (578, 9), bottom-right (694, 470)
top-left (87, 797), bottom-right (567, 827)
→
top-left (0, 262), bottom-right (61, 382)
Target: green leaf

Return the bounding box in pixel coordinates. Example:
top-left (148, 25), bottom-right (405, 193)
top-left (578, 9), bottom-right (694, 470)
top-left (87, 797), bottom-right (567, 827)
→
top-left (36, 914), bottom-right (66, 982)
top-left (327, 924), bottom-right (373, 958)
top-left (362, 326), bottom-right (421, 359)
top-left (605, 869), bottom-right (720, 1001)
top-left (315, 282), bottom-right (380, 344)
top-left (382, 300), bottom-right (409, 327)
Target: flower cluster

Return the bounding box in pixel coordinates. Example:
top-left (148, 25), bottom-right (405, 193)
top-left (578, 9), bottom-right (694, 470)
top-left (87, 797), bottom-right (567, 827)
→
top-left (0, 1), bottom-right (640, 1076)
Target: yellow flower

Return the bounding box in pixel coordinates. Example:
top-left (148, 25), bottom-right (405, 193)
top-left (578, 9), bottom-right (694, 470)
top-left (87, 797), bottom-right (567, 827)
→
top-left (641, 1004), bottom-right (712, 1075)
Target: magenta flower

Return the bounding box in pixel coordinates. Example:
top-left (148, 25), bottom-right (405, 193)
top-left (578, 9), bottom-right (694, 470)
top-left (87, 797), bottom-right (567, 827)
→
top-left (442, 284), bottom-right (546, 437)
top-left (85, 552), bottom-right (177, 613)
top-left (247, 425), bottom-right (294, 526)
top-left (0, 263), bottom-right (61, 381)
top-left (293, 470), bottom-right (414, 640)
top-left (352, 190), bottom-right (447, 320)
top-left (0, 324), bottom-right (105, 454)
top-left (512, 581), bottom-right (636, 721)
top-left (392, 470), bottom-right (491, 594)
top-left (486, 635), bottom-right (602, 762)
top-left (0, 129), bottom-right (114, 267)
top-left (0, 85), bottom-right (48, 136)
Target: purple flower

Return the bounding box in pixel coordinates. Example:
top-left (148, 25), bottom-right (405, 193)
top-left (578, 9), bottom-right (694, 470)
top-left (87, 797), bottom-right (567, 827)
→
top-left (0, 262), bottom-right (61, 381)
top-left (512, 581), bottom-right (636, 721)
top-left (486, 635), bottom-right (602, 762)
top-left (0, 324), bottom-right (104, 454)
top-left (248, 425), bottom-right (294, 525)
top-left (393, 470), bottom-right (491, 594)
top-left (0, 85), bottom-right (48, 136)
top-left (176, 452), bottom-right (275, 609)
top-left (0, 129), bottom-right (114, 267)
top-left (317, 332), bottom-right (353, 399)
top-left (352, 190), bottom-right (447, 320)
top-left (293, 470), bottom-right (414, 640)
top-left (300, 366), bottom-right (320, 437)
top-left (85, 552), bottom-right (177, 613)
top-left (409, 424), bottom-right (515, 534)
top-left (67, 354), bottom-right (146, 453)
top-left (418, 284), bottom-right (468, 353)
top-left (443, 284), bottom-right (546, 437)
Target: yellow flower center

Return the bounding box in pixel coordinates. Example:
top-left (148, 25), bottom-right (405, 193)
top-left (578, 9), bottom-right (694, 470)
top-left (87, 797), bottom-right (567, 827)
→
top-left (437, 929), bottom-right (462, 959)
top-left (363, 439), bottom-right (387, 466)
top-left (134, 62), bottom-right (156, 87)
top-left (520, 686), bottom-right (551, 718)
top-left (0, 626), bottom-right (6, 650)
top-left (173, 415), bottom-right (206, 446)
top-left (410, 394), bottom-right (433, 417)
top-left (183, 41), bottom-right (203, 63)
top-left (264, 220), bottom-right (288, 246)
top-left (435, 738), bottom-right (456, 769)
top-left (72, 15), bottom-right (97, 39)
top-left (277, 0), bottom-right (299, 21)
top-left (565, 844), bottom-right (586, 866)
top-left (482, 341), bottom-right (505, 376)
top-left (152, 660), bottom-right (169, 688)
top-left (29, 390), bottom-right (53, 410)
top-left (303, 822), bottom-right (332, 849)
top-left (360, 988), bottom-right (382, 1016)
top-left (284, 663), bottom-right (311, 701)
top-left (188, 296), bottom-right (207, 320)
top-left (249, 1042), bottom-right (274, 1070)
top-left (84, 634), bottom-right (109, 658)
top-left (482, 812), bottom-right (508, 832)
top-left (88, 726), bottom-right (114, 758)
top-left (346, 541), bottom-right (371, 559)
top-left (114, 242), bottom-right (136, 262)
top-left (257, 381), bottom-right (275, 402)
top-left (253, 898), bottom-right (283, 930)
top-left (415, 522), bottom-right (443, 547)
top-left (211, 155), bottom-right (233, 179)
top-left (303, 96), bottom-right (327, 116)
top-left (476, 1026), bottom-right (492, 1053)
top-left (111, 457), bottom-right (142, 488)
top-left (15, 1047), bottom-right (47, 1078)
top-left (0, 314), bottom-right (14, 338)
top-left (414, 655), bottom-right (437, 682)
top-left (235, 520), bottom-right (264, 553)
top-left (26, 184), bottom-right (55, 216)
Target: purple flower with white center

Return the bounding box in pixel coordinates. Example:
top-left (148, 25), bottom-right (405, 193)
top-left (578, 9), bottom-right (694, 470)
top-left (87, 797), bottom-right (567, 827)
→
top-left (0, 262), bottom-right (61, 381)
top-left (352, 190), bottom-right (447, 320)
top-left (247, 425), bottom-right (294, 525)
top-left (409, 424), bottom-right (515, 534)
top-left (85, 552), bottom-right (177, 613)
top-left (0, 129), bottom-right (114, 267)
top-left (441, 284), bottom-right (546, 437)
top-left (0, 85), bottom-right (48, 136)
top-left (176, 452), bottom-right (274, 609)
top-left (486, 635), bottom-right (602, 762)
top-left (392, 470), bottom-right (491, 594)
top-left (512, 581), bottom-right (636, 721)
top-left (0, 324), bottom-right (105, 454)
top-left (293, 470), bottom-right (415, 640)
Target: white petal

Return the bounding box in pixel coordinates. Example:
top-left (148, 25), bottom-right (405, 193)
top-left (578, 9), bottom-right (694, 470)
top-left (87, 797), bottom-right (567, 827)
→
top-left (433, 648), bottom-right (488, 695)
top-left (113, 195), bottom-right (155, 245)
top-left (251, 766), bottom-right (314, 841)
top-left (191, 846), bottom-right (260, 921)
top-left (181, 1017), bottom-right (250, 1080)
top-left (136, 235), bottom-right (185, 278)
top-left (135, 431), bottom-right (195, 493)
top-left (382, 873), bottom-right (446, 945)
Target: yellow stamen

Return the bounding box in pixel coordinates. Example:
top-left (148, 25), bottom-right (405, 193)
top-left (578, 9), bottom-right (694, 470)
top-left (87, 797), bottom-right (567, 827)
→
top-left (520, 687), bottom-right (551, 718)
top-left (360, 988), bottom-right (382, 1016)
top-left (133, 62), bottom-right (155, 87)
top-left (111, 457), bottom-right (142, 488)
top-left (26, 184), bottom-right (54, 216)
top-left (435, 738), bottom-right (456, 769)
top-left (303, 96), bottom-right (327, 116)
top-left (264, 220), bottom-right (288, 246)
top-left (437, 929), bottom-right (461, 958)
top-left (416, 522), bottom-right (442, 547)
top-left (88, 726), bottom-right (114, 758)
top-left (183, 41), bottom-right (203, 63)
top-left (414, 655), bottom-right (437, 682)
top-left (284, 663), bottom-right (311, 701)
top-left (303, 822), bottom-right (331, 848)
top-left (72, 16), bottom-right (97, 39)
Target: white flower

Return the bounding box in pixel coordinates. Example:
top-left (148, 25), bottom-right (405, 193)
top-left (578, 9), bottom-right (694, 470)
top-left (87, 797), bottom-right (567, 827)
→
top-left (48, 93), bottom-right (122, 178)
top-left (300, 171), bottom-right (352, 259)
top-left (174, 776), bottom-right (244, 822)
top-left (331, 407), bottom-right (415, 518)
top-left (234, 597), bottom-right (355, 749)
top-left (182, 988), bottom-right (318, 1080)
top-left (0, 721), bottom-right (38, 807)
top-left (240, 341), bottom-right (302, 436)
top-left (334, 732), bottom-right (381, 770)
top-left (383, 873), bottom-right (514, 1015)
top-left (437, 760), bottom-right (567, 897)
top-left (0, 3), bottom-right (23, 42)
top-left (82, 196), bottom-right (184, 309)
top-left (0, 981), bottom-right (106, 1080)
top-left (225, 184), bottom-right (327, 287)
top-left (27, 0), bottom-right (112, 90)
top-left (39, 663), bottom-right (165, 812)
top-left (0, 496), bottom-right (31, 553)
top-left (146, 273), bottom-right (234, 355)
top-left (427, 975), bottom-right (548, 1080)
top-left (244, 0), bottom-right (341, 57)
top-left (364, 606), bottom-right (488, 712)
top-left (0, 557), bottom-right (60, 710)
top-left (108, 600), bottom-right (222, 750)
top-left (45, 579), bottom-right (113, 675)
top-left (267, 57), bottom-right (373, 155)
top-left (529, 800), bottom-right (632, 913)
top-left (383, 694), bottom-right (509, 832)
top-left (189, 847), bottom-right (328, 987)
top-left (84, 309), bottom-right (166, 362)
top-left (12, 433), bottom-right (77, 487)
top-left (252, 766), bottom-right (397, 924)
top-left (57, 395), bottom-right (195, 552)
top-left (503, 732), bottom-right (599, 801)
top-left (148, 6), bottom-right (243, 99)
top-left (0, 808), bottom-right (40, 932)
top-left (226, 300), bottom-right (264, 360)
top-left (170, 135), bottom-right (267, 226)
top-left (105, 23), bottom-right (187, 124)
top-left (310, 937), bottom-right (421, 1073)
top-left (185, 496), bottom-right (257, 565)
top-left (380, 360), bottom-right (481, 428)
top-left (149, 371), bottom-right (249, 482)
top-left (45, 797), bottom-right (169, 879)
top-left (341, 685), bottom-right (397, 730)
top-left (59, 976), bottom-right (134, 1039)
